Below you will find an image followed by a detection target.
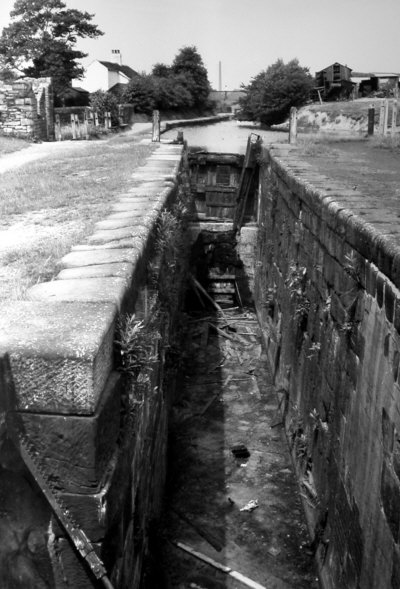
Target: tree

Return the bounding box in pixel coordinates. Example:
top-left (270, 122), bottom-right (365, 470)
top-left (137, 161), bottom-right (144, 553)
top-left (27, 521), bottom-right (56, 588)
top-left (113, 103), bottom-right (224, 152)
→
top-left (152, 63), bottom-right (171, 78)
top-left (0, 0), bottom-right (103, 97)
top-left (172, 46), bottom-right (210, 108)
top-left (239, 59), bottom-right (313, 126)
top-left (121, 74), bottom-right (157, 115)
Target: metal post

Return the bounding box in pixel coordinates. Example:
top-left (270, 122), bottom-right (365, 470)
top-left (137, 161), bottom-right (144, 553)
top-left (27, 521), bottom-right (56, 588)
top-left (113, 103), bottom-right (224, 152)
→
top-left (289, 107), bottom-right (297, 144)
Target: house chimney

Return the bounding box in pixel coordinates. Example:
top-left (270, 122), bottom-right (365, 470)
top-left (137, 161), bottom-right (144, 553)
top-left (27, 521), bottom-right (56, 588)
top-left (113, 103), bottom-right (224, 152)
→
top-left (111, 49), bottom-right (122, 65)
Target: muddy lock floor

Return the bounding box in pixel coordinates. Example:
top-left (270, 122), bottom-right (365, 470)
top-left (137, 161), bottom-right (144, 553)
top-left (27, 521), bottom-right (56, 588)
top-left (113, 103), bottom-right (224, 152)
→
top-left (155, 308), bottom-right (318, 589)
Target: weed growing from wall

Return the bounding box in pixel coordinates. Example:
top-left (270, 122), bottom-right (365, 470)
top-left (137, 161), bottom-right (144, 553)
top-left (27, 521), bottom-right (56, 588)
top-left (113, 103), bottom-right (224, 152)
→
top-left (286, 264), bottom-right (310, 328)
top-left (116, 311), bottom-right (161, 382)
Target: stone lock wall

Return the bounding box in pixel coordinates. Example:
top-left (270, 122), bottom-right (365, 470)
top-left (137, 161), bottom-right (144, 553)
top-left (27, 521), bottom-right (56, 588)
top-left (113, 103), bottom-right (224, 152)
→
top-left (255, 144), bottom-right (400, 589)
top-left (0, 144), bottom-right (188, 588)
top-left (0, 77), bottom-right (54, 140)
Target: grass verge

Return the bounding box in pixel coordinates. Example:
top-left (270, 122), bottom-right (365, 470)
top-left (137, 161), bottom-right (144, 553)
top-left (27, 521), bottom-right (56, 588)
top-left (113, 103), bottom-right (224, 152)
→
top-left (0, 135), bottom-right (30, 155)
top-left (0, 132), bottom-right (155, 300)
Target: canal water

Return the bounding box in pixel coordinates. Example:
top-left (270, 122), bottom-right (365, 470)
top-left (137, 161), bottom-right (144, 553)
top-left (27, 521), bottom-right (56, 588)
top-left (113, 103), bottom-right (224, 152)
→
top-left (162, 119), bottom-right (287, 153)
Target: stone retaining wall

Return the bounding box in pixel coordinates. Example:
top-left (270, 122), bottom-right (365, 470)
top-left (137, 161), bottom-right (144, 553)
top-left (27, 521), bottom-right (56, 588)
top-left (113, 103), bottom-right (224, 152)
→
top-left (0, 77), bottom-right (54, 140)
top-left (255, 144), bottom-right (400, 589)
top-left (0, 143), bottom-right (188, 588)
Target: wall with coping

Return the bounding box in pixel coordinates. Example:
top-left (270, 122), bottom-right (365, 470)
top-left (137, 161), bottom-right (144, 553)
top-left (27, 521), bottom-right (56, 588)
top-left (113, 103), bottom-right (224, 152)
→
top-left (0, 77), bottom-right (54, 140)
top-left (0, 144), bottom-right (187, 588)
top-left (255, 143), bottom-right (400, 589)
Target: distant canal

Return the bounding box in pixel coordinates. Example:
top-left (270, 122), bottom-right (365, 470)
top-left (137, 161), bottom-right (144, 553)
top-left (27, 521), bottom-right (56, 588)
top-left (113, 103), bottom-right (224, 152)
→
top-left (162, 119), bottom-right (287, 153)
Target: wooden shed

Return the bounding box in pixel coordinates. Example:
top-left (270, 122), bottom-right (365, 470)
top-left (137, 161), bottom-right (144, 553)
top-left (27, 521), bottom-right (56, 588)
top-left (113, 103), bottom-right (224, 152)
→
top-left (315, 62), bottom-right (355, 100)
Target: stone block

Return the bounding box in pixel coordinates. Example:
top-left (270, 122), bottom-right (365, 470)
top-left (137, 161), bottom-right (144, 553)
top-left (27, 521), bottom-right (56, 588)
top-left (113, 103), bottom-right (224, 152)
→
top-left (381, 459), bottom-right (400, 542)
top-left (87, 226), bottom-right (148, 245)
top-left (377, 273), bottom-right (385, 308)
top-left (385, 281), bottom-right (396, 323)
top-left (18, 372), bottom-right (121, 494)
top-left (56, 262), bottom-right (134, 281)
top-left (0, 301), bottom-right (116, 414)
top-left (59, 248), bottom-right (138, 269)
top-left (27, 277), bottom-right (130, 312)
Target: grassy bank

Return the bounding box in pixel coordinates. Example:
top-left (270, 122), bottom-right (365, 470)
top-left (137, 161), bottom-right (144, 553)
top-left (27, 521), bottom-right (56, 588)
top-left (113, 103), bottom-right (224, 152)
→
top-left (0, 135), bottom-right (30, 155)
top-left (0, 132), bottom-right (154, 300)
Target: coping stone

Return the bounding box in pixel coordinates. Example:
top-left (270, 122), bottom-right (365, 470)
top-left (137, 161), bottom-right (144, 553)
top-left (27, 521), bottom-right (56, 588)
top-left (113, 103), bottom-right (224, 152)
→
top-left (0, 300), bottom-right (116, 415)
top-left (27, 277), bottom-right (129, 311)
top-left (56, 262), bottom-right (134, 280)
top-left (95, 217), bottom-right (153, 230)
top-left (59, 248), bottom-right (138, 268)
top-left (70, 238), bottom-right (144, 251)
top-left (87, 226), bottom-right (148, 245)
top-left (111, 202), bottom-right (155, 212)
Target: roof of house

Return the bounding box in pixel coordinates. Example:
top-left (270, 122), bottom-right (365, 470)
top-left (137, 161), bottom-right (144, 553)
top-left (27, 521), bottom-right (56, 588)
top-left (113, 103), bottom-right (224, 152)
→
top-left (108, 82), bottom-right (129, 94)
top-left (98, 61), bottom-right (138, 79)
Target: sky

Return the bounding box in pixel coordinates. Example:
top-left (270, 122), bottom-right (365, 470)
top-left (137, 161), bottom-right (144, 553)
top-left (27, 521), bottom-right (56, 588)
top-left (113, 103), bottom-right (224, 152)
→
top-left (1, 0), bottom-right (400, 89)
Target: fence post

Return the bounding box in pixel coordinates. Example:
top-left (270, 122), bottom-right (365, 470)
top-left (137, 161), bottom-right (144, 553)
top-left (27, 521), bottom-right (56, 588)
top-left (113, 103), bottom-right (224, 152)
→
top-left (383, 99), bottom-right (389, 135)
top-left (71, 113), bottom-right (76, 139)
top-left (391, 100), bottom-right (398, 136)
top-left (152, 110), bottom-right (160, 142)
top-left (55, 114), bottom-right (61, 141)
top-left (118, 104), bottom-right (124, 127)
top-left (94, 111), bottom-right (99, 128)
top-left (367, 105), bottom-right (375, 136)
top-left (84, 110), bottom-right (89, 140)
top-left (378, 102), bottom-right (385, 135)
top-left (74, 114), bottom-right (80, 139)
top-left (289, 107), bottom-right (297, 144)
top-left (105, 111), bottom-right (112, 129)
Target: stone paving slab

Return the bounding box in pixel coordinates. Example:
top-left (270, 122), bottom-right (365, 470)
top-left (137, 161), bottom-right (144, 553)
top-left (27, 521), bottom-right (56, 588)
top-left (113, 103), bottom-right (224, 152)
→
top-left (70, 238), bottom-right (145, 251)
top-left (0, 301), bottom-right (116, 414)
top-left (56, 262), bottom-right (135, 280)
top-left (95, 216), bottom-right (153, 230)
top-left (87, 226), bottom-right (148, 245)
top-left (111, 202), bottom-right (159, 213)
top-left (106, 211), bottom-right (157, 221)
top-left (27, 276), bottom-right (130, 311)
top-left (59, 248), bottom-right (138, 268)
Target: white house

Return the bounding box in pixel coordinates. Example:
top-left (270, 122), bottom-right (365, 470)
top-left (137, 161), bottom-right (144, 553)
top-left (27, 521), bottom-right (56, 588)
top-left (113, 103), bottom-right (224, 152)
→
top-left (74, 55), bottom-right (138, 93)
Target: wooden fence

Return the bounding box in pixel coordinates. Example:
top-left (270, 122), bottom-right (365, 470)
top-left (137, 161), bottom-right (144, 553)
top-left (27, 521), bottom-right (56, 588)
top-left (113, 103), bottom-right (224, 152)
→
top-left (54, 108), bottom-right (113, 141)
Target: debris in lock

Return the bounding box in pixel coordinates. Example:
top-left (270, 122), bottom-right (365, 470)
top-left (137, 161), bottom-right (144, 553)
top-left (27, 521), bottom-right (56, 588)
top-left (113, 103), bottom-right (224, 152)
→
top-left (160, 301), bottom-right (318, 588)
top-left (240, 499), bottom-right (259, 512)
top-left (173, 540), bottom-right (268, 589)
top-left (231, 443), bottom-right (251, 459)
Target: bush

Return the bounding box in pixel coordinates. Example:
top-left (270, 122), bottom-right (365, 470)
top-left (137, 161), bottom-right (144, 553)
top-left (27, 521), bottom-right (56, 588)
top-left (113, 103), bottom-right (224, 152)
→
top-left (89, 90), bottom-right (119, 125)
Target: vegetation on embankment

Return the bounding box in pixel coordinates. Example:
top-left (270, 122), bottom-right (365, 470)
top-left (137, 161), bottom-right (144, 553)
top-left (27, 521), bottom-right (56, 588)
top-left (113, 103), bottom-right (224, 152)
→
top-left (0, 132), bottom-right (154, 299)
top-left (293, 98), bottom-right (396, 133)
